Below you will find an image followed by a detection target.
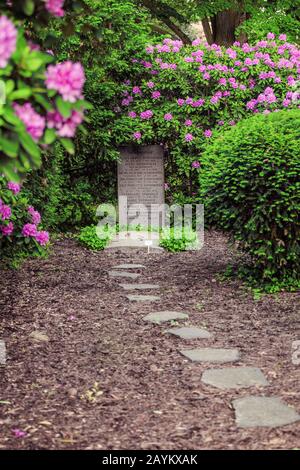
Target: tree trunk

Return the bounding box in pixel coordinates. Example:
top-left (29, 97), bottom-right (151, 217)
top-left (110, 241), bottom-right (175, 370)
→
top-left (202, 9), bottom-right (248, 46)
top-left (201, 18), bottom-right (213, 45)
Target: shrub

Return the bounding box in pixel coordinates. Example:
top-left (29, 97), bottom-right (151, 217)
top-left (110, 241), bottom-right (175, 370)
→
top-left (0, 176), bottom-right (49, 267)
top-left (200, 109), bottom-right (300, 288)
top-left (77, 225), bottom-right (111, 251)
top-left (0, 6), bottom-right (89, 180)
top-left (114, 34), bottom-right (300, 203)
top-left (159, 227), bottom-right (199, 252)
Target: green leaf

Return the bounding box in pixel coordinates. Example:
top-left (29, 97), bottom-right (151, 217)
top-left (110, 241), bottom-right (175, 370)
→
top-left (23, 0), bottom-right (35, 15)
top-left (56, 96), bottom-right (72, 118)
top-left (33, 94), bottom-right (53, 111)
top-left (18, 131), bottom-right (41, 165)
top-left (5, 80), bottom-right (15, 96)
top-left (9, 88), bottom-right (32, 100)
top-left (60, 138), bottom-right (75, 155)
top-left (44, 128), bottom-right (56, 145)
top-left (0, 136), bottom-right (19, 157)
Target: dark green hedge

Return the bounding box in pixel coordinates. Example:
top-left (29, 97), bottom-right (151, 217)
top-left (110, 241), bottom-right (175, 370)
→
top-left (200, 109), bottom-right (300, 286)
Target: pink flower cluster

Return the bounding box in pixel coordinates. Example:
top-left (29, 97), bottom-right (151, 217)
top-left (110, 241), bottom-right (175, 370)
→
top-left (47, 109), bottom-right (83, 137)
top-left (7, 182), bottom-right (21, 195)
top-left (22, 222), bottom-right (49, 246)
top-left (0, 199), bottom-right (11, 220)
top-left (28, 206), bottom-right (41, 225)
top-left (140, 110), bottom-right (153, 120)
top-left (0, 15), bottom-right (17, 68)
top-left (45, 0), bottom-right (65, 17)
top-left (0, 221), bottom-right (14, 236)
top-left (13, 103), bottom-right (45, 141)
top-left (122, 33), bottom-right (300, 147)
top-left (45, 61), bottom-right (85, 103)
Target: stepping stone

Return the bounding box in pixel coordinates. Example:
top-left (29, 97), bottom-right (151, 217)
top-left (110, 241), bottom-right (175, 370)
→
top-left (29, 331), bottom-right (49, 343)
top-left (180, 348), bottom-right (240, 363)
top-left (120, 284), bottom-right (160, 291)
top-left (126, 295), bottom-right (160, 302)
top-left (201, 367), bottom-right (269, 390)
top-left (143, 311), bottom-right (189, 324)
top-left (0, 340), bottom-right (6, 365)
top-left (233, 396), bottom-right (300, 428)
top-left (108, 271), bottom-right (140, 279)
top-left (113, 264), bottom-right (145, 269)
top-left (166, 326), bottom-right (212, 340)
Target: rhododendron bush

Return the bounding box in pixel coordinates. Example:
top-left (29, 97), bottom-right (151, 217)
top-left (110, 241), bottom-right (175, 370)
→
top-left (0, 1), bottom-right (89, 180)
top-left (0, 175), bottom-right (49, 265)
top-left (114, 34), bottom-right (300, 199)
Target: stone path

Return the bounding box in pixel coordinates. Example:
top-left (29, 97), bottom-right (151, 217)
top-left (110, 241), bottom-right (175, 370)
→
top-left (166, 326), bottom-right (212, 339)
top-left (120, 283), bottom-right (160, 290)
top-left (0, 340), bottom-right (6, 365)
top-left (108, 261), bottom-right (300, 430)
top-left (201, 367), bottom-right (269, 389)
top-left (108, 270), bottom-right (140, 279)
top-left (180, 348), bottom-right (240, 363)
top-left (126, 294), bottom-right (160, 302)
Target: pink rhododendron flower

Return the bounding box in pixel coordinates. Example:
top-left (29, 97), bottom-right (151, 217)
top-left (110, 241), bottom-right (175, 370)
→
top-left (192, 161), bottom-right (200, 168)
top-left (47, 109), bottom-right (83, 137)
top-left (0, 204), bottom-right (11, 220)
top-left (185, 119), bottom-right (192, 126)
top-left (177, 99), bottom-right (185, 106)
top-left (45, 0), bottom-right (65, 17)
top-left (192, 38), bottom-right (201, 46)
top-left (133, 132), bottom-right (142, 140)
top-left (185, 133), bottom-right (194, 142)
top-left (35, 230), bottom-right (50, 246)
top-left (45, 61), bottom-right (85, 103)
top-left (0, 221), bottom-right (14, 236)
top-left (12, 429), bottom-right (26, 438)
top-left (28, 206), bottom-right (41, 225)
top-left (0, 15), bottom-right (17, 68)
top-left (147, 81), bottom-right (155, 88)
top-left (7, 182), bottom-right (21, 195)
top-left (204, 129), bottom-right (212, 138)
top-left (140, 110), bottom-right (153, 119)
top-left (164, 113), bottom-right (173, 121)
top-left (132, 86), bottom-right (142, 95)
top-left (128, 111), bottom-right (137, 118)
top-left (267, 32), bottom-right (275, 40)
top-left (152, 91), bottom-right (161, 99)
top-left (13, 103), bottom-right (45, 141)
top-left (22, 223), bottom-right (37, 237)
top-left (279, 34), bottom-right (287, 41)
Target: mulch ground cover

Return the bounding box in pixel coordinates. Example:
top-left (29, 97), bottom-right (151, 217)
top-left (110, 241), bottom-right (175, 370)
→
top-left (0, 230), bottom-right (299, 449)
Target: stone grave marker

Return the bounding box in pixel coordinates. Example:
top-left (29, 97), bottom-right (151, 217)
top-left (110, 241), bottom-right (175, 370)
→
top-left (118, 145), bottom-right (165, 229)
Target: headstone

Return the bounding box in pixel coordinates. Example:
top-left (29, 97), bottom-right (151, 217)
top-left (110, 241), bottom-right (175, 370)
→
top-left (201, 367), bottom-right (269, 389)
top-left (118, 145), bottom-right (165, 228)
top-left (180, 348), bottom-right (240, 363)
top-left (143, 311), bottom-right (189, 324)
top-left (233, 396), bottom-right (300, 428)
